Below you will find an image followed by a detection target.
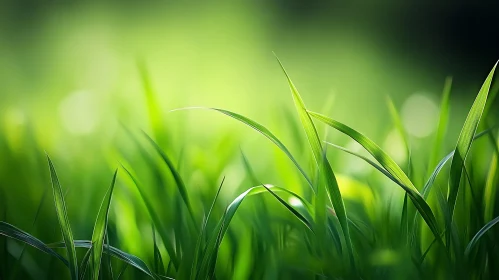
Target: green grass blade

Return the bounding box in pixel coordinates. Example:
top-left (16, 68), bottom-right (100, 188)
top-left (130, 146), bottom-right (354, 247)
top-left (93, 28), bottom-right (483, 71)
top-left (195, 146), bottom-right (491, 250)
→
top-left (90, 169), bottom-right (118, 280)
top-left (447, 62), bottom-right (497, 221)
top-left (47, 155), bottom-right (78, 279)
top-left (275, 56), bottom-right (356, 271)
top-left (121, 165), bottom-right (179, 269)
top-left (0, 221), bottom-right (68, 266)
top-left (428, 77), bottom-right (452, 175)
top-left (171, 107), bottom-right (314, 190)
top-left (152, 225), bottom-right (165, 275)
top-left (48, 240), bottom-right (155, 278)
top-left (465, 216), bottom-right (499, 257)
top-left (138, 60), bottom-right (164, 143)
top-left (308, 111), bottom-right (441, 241)
top-left (142, 131), bottom-right (195, 221)
top-left (79, 248), bottom-right (92, 280)
top-left (484, 134), bottom-right (499, 221)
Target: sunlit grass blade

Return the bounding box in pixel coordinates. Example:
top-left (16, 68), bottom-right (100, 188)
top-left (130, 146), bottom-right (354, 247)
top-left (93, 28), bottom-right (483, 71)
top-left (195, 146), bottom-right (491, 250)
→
top-left (152, 226), bottom-right (165, 275)
top-left (261, 184), bottom-right (314, 231)
top-left (90, 169), bottom-right (118, 280)
top-left (142, 131), bottom-right (195, 221)
top-left (47, 155), bottom-right (78, 279)
top-left (447, 62), bottom-right (497, 223)
top-left (48, 240), bottom-right (155, 278)
top-left (324, 141), bottom-right (401, 189)
top-left (308, 111), bottom-right (441, 241)
top-left (464, 216), bottom-right (499, 257)
top-left (386, 96), bottom-right (411, 168)
top-left (121, 165), bottom-right (179, 269)
top-left (0, 221), bottom-right (68, 266)
top-left (428, 77), bottom-right (452, 175)
top-left (171, 107), bottom-right (313, 190)
top-left (275, 55), bottom-right (356, 271)
top-left (484, 133), bottom-right (499, 221)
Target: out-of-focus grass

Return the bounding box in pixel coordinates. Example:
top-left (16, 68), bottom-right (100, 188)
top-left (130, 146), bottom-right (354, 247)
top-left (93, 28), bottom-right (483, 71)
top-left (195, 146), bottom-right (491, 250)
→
top-left (0, 53), bottom-right (498, 279)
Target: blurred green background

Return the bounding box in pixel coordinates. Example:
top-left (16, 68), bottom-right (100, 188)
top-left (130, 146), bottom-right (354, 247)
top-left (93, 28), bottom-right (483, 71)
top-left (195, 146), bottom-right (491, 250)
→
top-left (1, 0), bottom-right (498, 279)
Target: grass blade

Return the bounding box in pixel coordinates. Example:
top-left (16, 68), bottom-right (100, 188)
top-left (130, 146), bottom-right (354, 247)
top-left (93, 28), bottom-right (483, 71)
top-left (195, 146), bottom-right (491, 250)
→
top-left (121, 165), bottom-right (179, 269)
top-left (47, 155), bottom-right (78, 279)
top-left (171, 107), bottom-right (313, 190)
top-left (447, 62), bottom-right (497, 222)
top-left (90, 169), bottom-right (118, 280)
top-left (142, 132), bottom-right (196, 222)
top-left (0, 221), bottom-right (68, 266)
top-left (275, 55), bottom-right (356, 272)
top-left (308, 111), bottom-right (441, 241)
top-left (465, 216), bottom-right (499, 257)
top-left (48, 240), bottom-right (155, 278)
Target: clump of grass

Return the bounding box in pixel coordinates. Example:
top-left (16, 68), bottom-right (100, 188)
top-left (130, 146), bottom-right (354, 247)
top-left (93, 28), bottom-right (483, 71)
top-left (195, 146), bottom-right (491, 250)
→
top-left (1, 58), bottom-right (498, 279)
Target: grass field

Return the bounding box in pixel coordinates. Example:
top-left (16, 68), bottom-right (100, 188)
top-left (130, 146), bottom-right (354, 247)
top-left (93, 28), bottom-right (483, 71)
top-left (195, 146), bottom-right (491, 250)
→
top-left (1, 57), bottom-right (499, 279)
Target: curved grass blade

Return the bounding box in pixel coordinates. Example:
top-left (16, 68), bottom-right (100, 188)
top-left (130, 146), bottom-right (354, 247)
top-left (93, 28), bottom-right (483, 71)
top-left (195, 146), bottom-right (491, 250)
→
top-left (121, 165), bottom-right (179, 269)
top-left (275, 55), bottom-right (356, 272)
top-left (308, 111), bottom-right (441, 241)
top-left (47, 155), bottom-right (78, 279)
top-left (90, 169), bottom-right (118, 280)
top-left (80, 247), bottom-right (92, 280)
top-left (465, 216), bottom-right (499, 257)
top-left (0, 221), bottom-right (68, 266)
top-left (142, 132), bottom-right (196, 222)
top-left (447, 62), bottom-right (497, 222)
top-left (199, 185), bottom-right (314, 277)
top-left (171, 107), bottom-right (313, 190)
top-left (49, 240), bottom-right (155, 278)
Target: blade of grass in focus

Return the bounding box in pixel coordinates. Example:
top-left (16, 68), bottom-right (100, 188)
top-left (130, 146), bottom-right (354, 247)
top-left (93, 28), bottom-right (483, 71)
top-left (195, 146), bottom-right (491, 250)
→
top-left (275, 55), bottom-right (356, 272)
top-left (447, 62), bottom-right (497, 242)
top-left (308, 111), bottom-right (441, 242)
top-left (90, 169), bottom-right (118, 280)
top-left (47, 155), bottom-right (78, 279)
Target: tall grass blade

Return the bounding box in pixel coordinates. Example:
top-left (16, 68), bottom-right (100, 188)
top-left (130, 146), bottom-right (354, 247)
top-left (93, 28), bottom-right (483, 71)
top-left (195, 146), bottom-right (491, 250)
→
top-left (47, 155), bottom-right (78, 279)
top-left (121, 165), bottom-right (179, 269)
top-left (275, 55), bottom-right (356, 271)
top-left (90, 169), bottom-right (118, 280)
top-left (308, 111), bottom-right (441, 240)
top-left (484, 133), bottom-right (499, 221)
top-left (142, 132), bottom-right (195, 221)
top-left (428, 77), bottom-right (452, 174)
top-left (447, 63), bottom-right (497, 222)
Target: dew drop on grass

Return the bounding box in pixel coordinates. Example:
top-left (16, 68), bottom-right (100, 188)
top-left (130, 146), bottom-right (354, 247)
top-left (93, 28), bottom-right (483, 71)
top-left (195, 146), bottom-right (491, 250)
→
top-left (401, 93), bottom-right (439, 138)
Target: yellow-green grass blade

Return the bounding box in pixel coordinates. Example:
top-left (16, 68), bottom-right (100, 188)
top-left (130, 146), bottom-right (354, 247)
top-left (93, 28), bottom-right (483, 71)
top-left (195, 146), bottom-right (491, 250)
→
top-left (171, 107), bottom-right (314, 190)
top-left (448, 62), bottom-right (497, 226)
top-left (121, 165), bottom-right (179, 270)
top-left (484, 134), bottom-right (499, 221)
top-left (90, 169), bottom-right (118, 280)
top-left (275, 56), bottom-right (356, 271)
top-left (48, 240), bottom-right (155, 278)
top-left (308, 111), bottom-right (441, 241)
top-left (47, 155), bottom-right (78, 279)
top-left (465, 215), bottom-right (499, 258)
top-left (0, 221), bottom-right (68, 266)
top-left (142, 131), bottom-right (196, 222)
top-left (428, 77), bottom-right (452, 175)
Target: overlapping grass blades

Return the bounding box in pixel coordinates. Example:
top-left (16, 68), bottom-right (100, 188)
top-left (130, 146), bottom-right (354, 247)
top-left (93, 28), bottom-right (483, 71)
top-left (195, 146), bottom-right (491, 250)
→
top-left (90, 169), bottom-right (118, 280)
top-left (465, 215), bottom-right (499, 257)
top-left (275, 56), bottom-right (356, 272)
top-left (47, 155), bottom-right (78, 279)
top-left (308, 111), bottom-right (442, 241)
top-left (447, 62), bottom-right (497, 224)
top-left (0, 221), bottom-right (68, 266)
